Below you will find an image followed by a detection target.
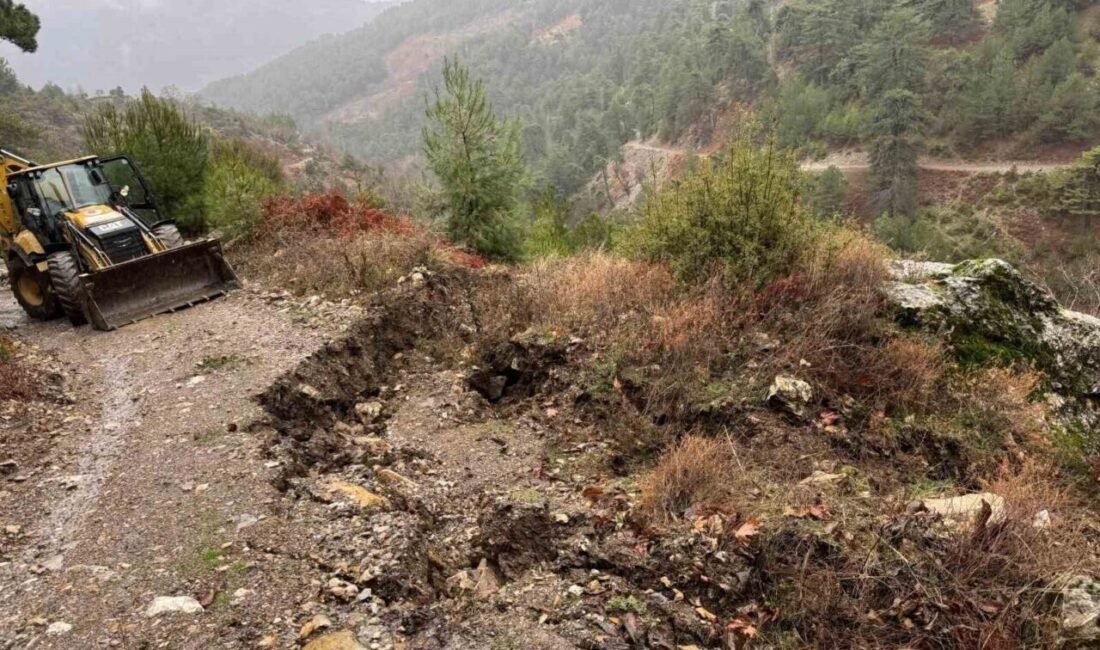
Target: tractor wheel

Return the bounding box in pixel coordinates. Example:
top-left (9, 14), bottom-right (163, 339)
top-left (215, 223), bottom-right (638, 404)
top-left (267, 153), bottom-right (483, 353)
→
top-left (47, 252), bottom-right (88, 326)
top-left (8, 256), bottom-right (60, 320)
top-left (153, 224), bottom-right (184, 249)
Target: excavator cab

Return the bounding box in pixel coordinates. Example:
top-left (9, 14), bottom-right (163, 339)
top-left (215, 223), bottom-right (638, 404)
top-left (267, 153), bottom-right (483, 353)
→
top-left (1, 149), bottom-right (240, 330)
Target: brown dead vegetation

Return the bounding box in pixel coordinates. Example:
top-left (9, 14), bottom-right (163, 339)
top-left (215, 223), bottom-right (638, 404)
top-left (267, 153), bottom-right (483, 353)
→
top-left (0, 335), bottom-right (39, 401)
top-left (233, 193), bottom-right (483, 298)
top-left (640, 435), bottom-right (743, 523)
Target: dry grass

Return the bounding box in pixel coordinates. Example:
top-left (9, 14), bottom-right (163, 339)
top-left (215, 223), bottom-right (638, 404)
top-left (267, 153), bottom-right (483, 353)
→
top-left (519, 252), bottom-right (678, 334)
top-left (0, 335), bottom-right (38, 401)
top-left (953, 368), bottom-right (1048, 451)
top-left (767, 459), bottom-right (1098, 648)
top-left (238, 227), bottom-right (453, 297)
top-left (639, 435), bottom-right (744, 522)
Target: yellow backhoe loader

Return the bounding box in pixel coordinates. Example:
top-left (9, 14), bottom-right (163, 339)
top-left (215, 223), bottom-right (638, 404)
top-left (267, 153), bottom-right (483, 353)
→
top-left (0, 148), bottom-right (239, 330)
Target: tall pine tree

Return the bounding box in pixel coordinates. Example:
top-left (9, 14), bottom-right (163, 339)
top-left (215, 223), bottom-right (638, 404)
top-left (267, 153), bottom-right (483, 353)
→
top-left (869, 89), bottom-right (923, 216)
top-left (423, 59), bottom-right (526, 260)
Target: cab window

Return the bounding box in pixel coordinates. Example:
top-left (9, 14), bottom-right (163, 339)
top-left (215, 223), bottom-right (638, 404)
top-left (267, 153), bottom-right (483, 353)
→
top-left (35, 168), bottom-right (72, 217)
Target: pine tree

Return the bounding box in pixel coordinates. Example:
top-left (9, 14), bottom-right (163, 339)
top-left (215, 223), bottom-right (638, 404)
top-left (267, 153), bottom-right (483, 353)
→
top-left (1059, 147), bottom-right (1100, 230)
top-left (855, 8), bottom-right (930, 98)
top-left (868, 89), bottom-right (923, 217)
top-left (83, 90), bottom-right (209, 232)
top-left (423, 59), bottom-right (526, 261)
top-left (0, 0), bottom-right (39, 53)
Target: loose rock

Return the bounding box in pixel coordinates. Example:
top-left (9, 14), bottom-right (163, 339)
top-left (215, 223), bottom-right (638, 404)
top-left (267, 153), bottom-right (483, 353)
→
top-left (145, 596), bottom-right (204, 617)
top-left (766, 376), bottom-right (814, 417)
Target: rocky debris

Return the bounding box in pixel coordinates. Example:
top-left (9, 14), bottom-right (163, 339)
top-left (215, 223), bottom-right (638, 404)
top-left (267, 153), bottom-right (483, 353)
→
top-left (355, 401), bottom-right (384, 424)
top-left (327, 480), bottom-right (389, 511)
top-left (45, 621), bottom-right (72, 636)
top-left (920, 493), bottom-right (1006, 528)
top-left (474, 498), bottom-right (566, 580)
top-left (327, 577), bottom-right (360, 602)
top-left (1059, 576), bottom-right (1100, 642)
top-left (247, 283), bottom-right (366, 334)
top-left (765, 376), bottom-right (814, 417)
top-left (397, 266), bottom-right (433, 288)
top-left (300, 614), bottom-right (334, 639)
top-left (303, 630), bottom-right (367, 650)
top-left (467, 330), bottom-right (570, 403)
top-left (144, 595), bottom-right (204, 617)
top-left (260, 281), bottom-right (454, 473)
top-left (887, 259), bottom-right (1100, 401)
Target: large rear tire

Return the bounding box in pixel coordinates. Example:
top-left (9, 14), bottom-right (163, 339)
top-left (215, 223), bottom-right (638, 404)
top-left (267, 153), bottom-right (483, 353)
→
top-left (8, 256), bottom-right (60, 320)
top-left (47, 251), bottom-right (88, 326)
top-left (153, 224), bottom-right (184, 249)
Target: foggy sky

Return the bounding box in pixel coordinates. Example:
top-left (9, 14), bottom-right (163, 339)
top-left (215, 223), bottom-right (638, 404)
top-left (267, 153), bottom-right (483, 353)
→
top-left (0, 0), bottom-right (397, 94)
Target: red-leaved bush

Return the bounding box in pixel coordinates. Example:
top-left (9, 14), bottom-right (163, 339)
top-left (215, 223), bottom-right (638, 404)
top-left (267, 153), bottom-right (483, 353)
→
top-left (235, 192), bottom-right (488, 297)
top-left (258, 194), bottom-right (414, 239)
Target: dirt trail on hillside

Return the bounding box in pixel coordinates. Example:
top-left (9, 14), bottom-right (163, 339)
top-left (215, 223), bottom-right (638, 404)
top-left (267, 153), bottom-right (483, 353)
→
top-left (0, 277), bottom-right (606, 650)
top-left (0, 289), bottom-right (353, 649)
top-left (622, 143), bottom-right (1073, 174)
top-left (800, 152), bottom-right (1071, 174)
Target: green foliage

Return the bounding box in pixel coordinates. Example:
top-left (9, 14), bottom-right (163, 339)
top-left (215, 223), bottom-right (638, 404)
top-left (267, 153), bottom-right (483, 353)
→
top-left (206, 0), bottom-right (1100, 201)
top-left (1056, 146), bottom-right (1100, 229)
top-left (868, 90), bottom-right (923, 217)
top-left (607, 595), bottom-right (647, 615)
top-left (873, 205), bottom-right (1022, 262)
top-left (525, 188), bottom-right (572, 259)
top-left (809, 166), bottom-right (848, 218)
top-left (0, 0), bottom-right (40, 53)
top-left (919, 0), bottom-right (982, 40)
top-left (423, 59), bottom-right (526, 260)
top-left (202, 139), bottom-right (282, 238)
top-left (525, 188), bottom-right (618, 258)
top-left (952, 333), bottom-right (1030, 369)
top-left (626, 134), bottom-right (811, 285)
top-left (855, 8), bottom-right (930, 97)
top-left (84, 90), bottom-right (210, 232)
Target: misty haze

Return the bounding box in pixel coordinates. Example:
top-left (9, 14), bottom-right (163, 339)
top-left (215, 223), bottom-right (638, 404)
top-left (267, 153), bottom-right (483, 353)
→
top-left (0, 0), bottom-right (399, 92)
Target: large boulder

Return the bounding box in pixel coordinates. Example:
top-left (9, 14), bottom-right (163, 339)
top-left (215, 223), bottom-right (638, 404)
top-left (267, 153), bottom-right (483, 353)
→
top-left (887, 259), bottom-right (1100, 402)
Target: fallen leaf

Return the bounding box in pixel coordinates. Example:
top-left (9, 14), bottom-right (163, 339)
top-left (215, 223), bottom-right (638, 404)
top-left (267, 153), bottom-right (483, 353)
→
top-left (581, 486), bottom-right (605, 502)
top-left (727, 617), bottom-right (759, 638)
top-left (734, 518), bottom-right (761, 543)
top-left (696, 607), bottom-right (717, 622)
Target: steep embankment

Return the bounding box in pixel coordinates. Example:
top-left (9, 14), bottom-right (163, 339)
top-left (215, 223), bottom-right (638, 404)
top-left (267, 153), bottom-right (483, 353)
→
top-left (4, 254), bottom-right (1099, 648)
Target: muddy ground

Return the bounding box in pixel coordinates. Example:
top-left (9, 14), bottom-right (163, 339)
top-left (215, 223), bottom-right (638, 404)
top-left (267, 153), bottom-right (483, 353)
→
top-left (0, 275), bottom-right (700, 650)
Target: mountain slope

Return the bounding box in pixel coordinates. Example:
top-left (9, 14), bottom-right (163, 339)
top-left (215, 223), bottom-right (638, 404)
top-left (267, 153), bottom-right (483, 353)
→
top-left (201, 0), bottom-right (1100, 197)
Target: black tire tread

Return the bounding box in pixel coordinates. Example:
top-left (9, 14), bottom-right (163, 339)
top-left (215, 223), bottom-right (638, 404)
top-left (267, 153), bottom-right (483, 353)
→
top-left (8, 256), bottom-right (60, 320)
top-left (47, 251), bottom-right (87, 326)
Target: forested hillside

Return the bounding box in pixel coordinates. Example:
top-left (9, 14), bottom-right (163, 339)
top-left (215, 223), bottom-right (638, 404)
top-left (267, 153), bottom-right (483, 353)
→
top-left (202, 0), bottom-right (1100, 196)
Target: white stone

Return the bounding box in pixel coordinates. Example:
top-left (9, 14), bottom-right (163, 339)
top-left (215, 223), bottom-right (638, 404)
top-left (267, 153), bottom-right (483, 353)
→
top-left (46, 622), bottom-right (72, 636)
top-left (145, 596), bottom-right (204, 617)
top-left (923, 493), bottom-right (1005, 526)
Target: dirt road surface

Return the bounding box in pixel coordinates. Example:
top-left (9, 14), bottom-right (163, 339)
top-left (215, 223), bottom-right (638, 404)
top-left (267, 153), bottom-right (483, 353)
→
top-left (800, 151), bottom-right (1072, 174)
top-left (0, 288), bottom-right (359, 649)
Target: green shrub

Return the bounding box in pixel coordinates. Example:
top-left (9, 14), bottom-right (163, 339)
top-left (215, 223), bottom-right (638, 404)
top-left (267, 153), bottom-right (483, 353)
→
top-left (201, 139), bottom-right (283, 239)
top-left (83, 90), bottom-right (209, 233)
top-left (524, 188), bottom-right (572, 259)
top-left (625, 135), bottom-right (812, 285)
top-left (808, 166), bottom-right (848, 218)
top-left (873, 205), bottom-right (1022, 263)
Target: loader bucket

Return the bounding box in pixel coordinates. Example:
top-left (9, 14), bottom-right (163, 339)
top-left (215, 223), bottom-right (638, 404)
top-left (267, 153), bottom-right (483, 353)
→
top-left (81, 239), bottom-right (241, 331)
